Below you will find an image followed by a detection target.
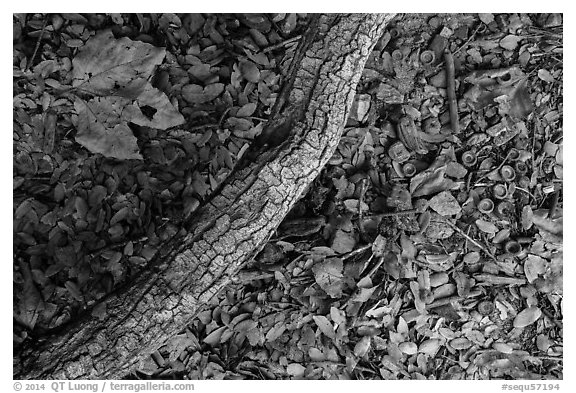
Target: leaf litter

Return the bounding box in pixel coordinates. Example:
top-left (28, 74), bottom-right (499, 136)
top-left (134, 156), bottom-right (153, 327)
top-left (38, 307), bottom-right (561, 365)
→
top-left (13, 13), bottom-right (562, 380)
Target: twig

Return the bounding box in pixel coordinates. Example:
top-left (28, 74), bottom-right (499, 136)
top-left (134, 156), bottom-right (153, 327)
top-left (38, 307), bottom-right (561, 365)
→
top-left (453, 24), bottom-right (484, 55)
top-left (358, 178), bottom-right (368, 241)
top-left (26, 17), bottom-right (48, 71)
top-left (367, 209), bottom-right (419, 219)
top-left (218, 107), bottom-right (231, 127)
top-left (442, 219), bottom-right (498, 262)
top-left (474, 149), bottom-right (515, 185)
top-left (342, 244), bottom-right (372, 261)
top-left (364, 255), bottom-right (384, 279)
top-left (444, 48), bottom-right (460, 134)
top-left (188, 123), bottom-right (219, 132)
top-left (515, 187), bottom-right (536, 200)
top-left (263, 35), bottom-right (302, 53)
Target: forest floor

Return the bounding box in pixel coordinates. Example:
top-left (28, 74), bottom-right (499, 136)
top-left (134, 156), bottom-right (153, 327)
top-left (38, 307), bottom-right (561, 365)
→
top-left (13, 13), bottom-right (563, 379)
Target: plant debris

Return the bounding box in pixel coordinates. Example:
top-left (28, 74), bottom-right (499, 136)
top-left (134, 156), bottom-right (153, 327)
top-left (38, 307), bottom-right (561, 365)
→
top-left (14, 13), bottom-right (562, 380)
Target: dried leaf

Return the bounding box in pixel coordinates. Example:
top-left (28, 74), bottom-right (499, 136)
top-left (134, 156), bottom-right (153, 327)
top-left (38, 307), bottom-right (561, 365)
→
top-left (429, 191), bottom-right (461, 216)
top-left (265, 323), bottom-right (286, 342)
top-left (313, 315), bottom-right (336, 339)
top-left (182, 83), bottom-right (225, 104)
top-left (74, 97), bottom-right (143, 160)
top-left (419, 339), bottom-right (441, 355)
top-left (330, 306), bottom-right (346, 326)
top-left (499, 35), bottom-right (521, 51)
top-left (286, 363), bottom-right (306, 377)
top-left (72, 30), bottom-right (165, 98)
top-left (524, 254), bottom-right (547, 283)
top-left (513, 306), bottom-right (542, 328)
top-left (331, 229), bottom-right (356, 254)
top-left (238, 60), bottom-right (260, 83)
top-left (123, 85), bottom-right (184, 129)
top-left (399, 341), bottom-right (418, 355)
top-left (203, 326), bottom-right (227, 346)
top-left (236, 102), bottom-right (257, 117)
top-left (354, 336), bottom-right (372, 357)
top-left (521, 206), bottom-right (534, 230)
top-left (312, 257), bottom-right (344, 299)
top-left (538, 69), bottom-right (555, 83)
top-left (475, 219), bottom-right (498, 234)
top-left (410, 165), bottom-right (456, 197)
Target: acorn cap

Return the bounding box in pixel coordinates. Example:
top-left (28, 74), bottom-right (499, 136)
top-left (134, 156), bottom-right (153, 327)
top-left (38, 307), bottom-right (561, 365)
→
top-left (508, 148), bottom-right (520, 161)
top-left (461, 151), bottom-right (477, 167)
top-left (389, 27), bottom-right (400, 39)
top-left (514, 161), bottom-right (528, 175)
top-left (504, 240), bottom-right (522, 255)
top-left (492, 184), bottom-right (508, 199)
top-left (477, 198), bottom-right (494, 214)
top-left (419, 50), bottom-right (435, 65)
top-left (495, 201), bottom-right (514, 217)
top-left (391, 49), bottom-right (403, 61)
top-left (402, 162), bottom-right (417, 177)
top-left (500, 165), bottom-right (516, 182)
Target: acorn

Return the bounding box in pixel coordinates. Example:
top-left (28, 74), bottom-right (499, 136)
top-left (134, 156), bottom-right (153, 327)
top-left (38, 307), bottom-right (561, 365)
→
top-left (492, 184), bottom-right (508, 200)
top-left (477, 198), bottom-right (494, 214)
top-left (504, 240), bottom-right (522, 255)
top-left (388, 141), bottom-right (411, 163)
top-left (500, 165), bottom-right (516, 182)
top-left (461, 151), bottom-right (477, 167)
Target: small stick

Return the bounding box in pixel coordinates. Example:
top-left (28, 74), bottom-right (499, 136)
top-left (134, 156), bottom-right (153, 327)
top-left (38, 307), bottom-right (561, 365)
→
top-left (358, 178), bottom-right (368, 240)
top-left (442, 219), bottom-right (498, 262)
top-left (263, 35), bottom-right (302, 53)
top-left (367, 209), bottom-right (419, 219)
top-left (26, 17), bottom-right (48, 71)
top-left (453, 24), bottom-right (484, 55)
top-left (444, 49), bottom-right (460, 134)
top-left (187, 123), bottom-right (219, 132)
top-left (342, 243), bottom-right (372, 261)
top-left (474, 149), bottom-right (515, 185)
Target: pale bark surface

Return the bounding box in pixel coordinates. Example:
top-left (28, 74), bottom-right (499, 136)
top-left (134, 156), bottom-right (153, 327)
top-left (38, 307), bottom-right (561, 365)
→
top-left (15, 13), bottom-right (395, 380)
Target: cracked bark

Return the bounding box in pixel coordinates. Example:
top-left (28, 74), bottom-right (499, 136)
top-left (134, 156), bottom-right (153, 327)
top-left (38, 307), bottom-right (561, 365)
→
top-left (15, 13), bottom-right (395, 379)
